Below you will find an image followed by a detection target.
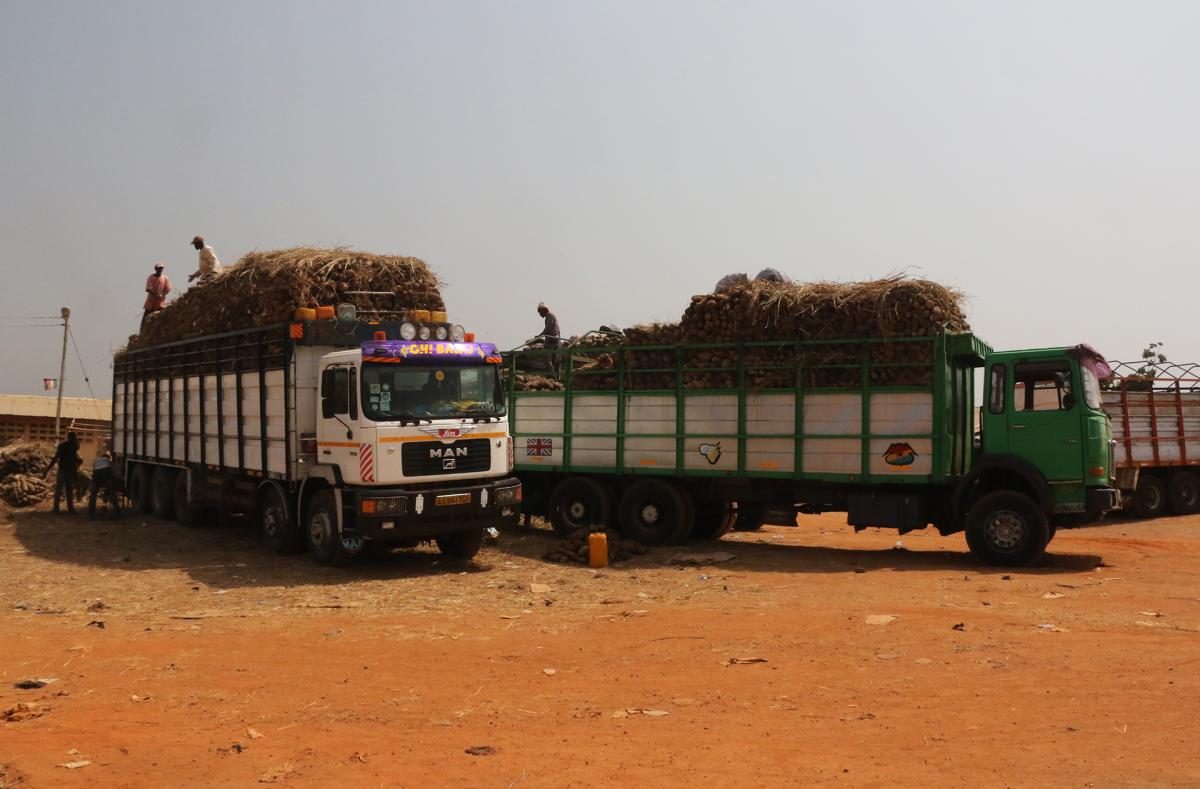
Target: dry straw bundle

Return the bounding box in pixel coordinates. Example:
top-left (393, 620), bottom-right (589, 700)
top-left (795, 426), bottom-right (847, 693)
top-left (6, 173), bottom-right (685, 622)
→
top-left (133, 247), bottom-right (445, 348)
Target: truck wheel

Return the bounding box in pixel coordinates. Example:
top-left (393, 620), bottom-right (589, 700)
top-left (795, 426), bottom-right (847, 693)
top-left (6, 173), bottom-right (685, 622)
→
top-left (1167, 471), bottom-right (1200, 515)
top-left (174, 471), bottom-right (207, 528)
top-left (127, 464), bottom-right (153, 515)
top-left (260, 485), bottom-right (303, 554)
top-left (1133, 475), bottom-right (1167, 519)
top-left (436, 528), bottom-right (485, 559)
top-left (305, 490), bottom-right (354, 566)
top-left (731, 503), bottom-right (766, 532)
top-left (965, 490), bottom-right (1049, 567)
top-left (618, 480), bottom-right (694, 545)
top-left (547, 476), bottom-right (613, 536)
top-left (151, 467), bottom-right (177, 520)
top-left (692, 502), bottom-right (735, 540)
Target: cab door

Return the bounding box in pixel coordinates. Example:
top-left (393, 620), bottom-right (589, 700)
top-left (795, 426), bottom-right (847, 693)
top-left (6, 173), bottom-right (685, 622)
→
top-left (1005, 359), bottom-right (1083, 483)
top-left (318, 364), bottom-right (370, 483)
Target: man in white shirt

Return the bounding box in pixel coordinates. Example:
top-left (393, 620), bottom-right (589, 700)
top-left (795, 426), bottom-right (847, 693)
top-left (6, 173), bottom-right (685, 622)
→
top-left (189, 235), bottom-right (224, 283)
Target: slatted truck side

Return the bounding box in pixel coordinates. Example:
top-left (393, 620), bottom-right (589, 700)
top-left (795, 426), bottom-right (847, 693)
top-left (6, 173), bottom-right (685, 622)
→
top-left (1102, 361), bottom-right (1200, 518)
top-left (112, 318), bottom-right (520, 565)
top-left (506, 334), bottom-right (1118, 566)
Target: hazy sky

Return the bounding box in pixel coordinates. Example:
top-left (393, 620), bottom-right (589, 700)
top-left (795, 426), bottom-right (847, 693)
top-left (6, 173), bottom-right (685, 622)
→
top-left (2, 1), bottom-right (1198, 398)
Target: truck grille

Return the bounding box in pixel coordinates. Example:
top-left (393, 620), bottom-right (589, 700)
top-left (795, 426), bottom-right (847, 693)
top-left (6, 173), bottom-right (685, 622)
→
top-left (401, 438), bottom-right (492, 477)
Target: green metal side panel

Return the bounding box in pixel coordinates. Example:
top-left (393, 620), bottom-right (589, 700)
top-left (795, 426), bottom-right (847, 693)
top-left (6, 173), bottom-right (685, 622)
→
top-left (507, 332), bottom-right (980, 485)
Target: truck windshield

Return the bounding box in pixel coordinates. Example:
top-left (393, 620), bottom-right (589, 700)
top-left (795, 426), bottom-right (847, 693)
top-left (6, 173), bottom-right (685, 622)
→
top-left (361, 364), bottom-right (506, 421)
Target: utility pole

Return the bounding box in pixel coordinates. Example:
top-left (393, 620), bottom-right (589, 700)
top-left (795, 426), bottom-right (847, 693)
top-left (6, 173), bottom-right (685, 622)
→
top-left (54, 306), bottom-right (70, 439)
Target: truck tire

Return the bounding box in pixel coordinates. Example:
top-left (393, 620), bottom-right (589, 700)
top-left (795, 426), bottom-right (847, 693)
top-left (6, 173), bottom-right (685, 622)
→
top-left (305, 490), bottom-right (354, 566)
top-left (617, 480), bottom-right (694, 545)
top-left (127, 464), bottom-right (153, 515)
top-left (964, 490), bottom-right (1049, 567)
top-left (260, 484), bottom-right (303, 554)
top-left (547, 476), bottom-right (613, 536)
top-left (1133, 475), bottom-right (1167, 519)
top-left (151, 467), bottom-right (177, 520)
top-left (1167, 471), bottom-right (1200, 516)
top-left (692, 502), bottom-right (735, 540)
top-left (732, 503), bottom-right (766, 532)
top-left (436, 528), bottom-right (485, 559)
top-left (174, 471), bottom-right (207, 528)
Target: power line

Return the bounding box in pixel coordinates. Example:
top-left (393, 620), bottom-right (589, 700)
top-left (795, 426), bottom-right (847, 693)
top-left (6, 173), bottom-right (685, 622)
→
top-left (2, 323), bottom-right (61, 329)
top-left (68, 328), bottom-right (96, 399)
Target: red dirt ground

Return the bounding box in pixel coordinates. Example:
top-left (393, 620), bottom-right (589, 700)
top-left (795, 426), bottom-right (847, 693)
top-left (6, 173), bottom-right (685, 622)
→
top-left (2, 506), bottom-right (1198, 787)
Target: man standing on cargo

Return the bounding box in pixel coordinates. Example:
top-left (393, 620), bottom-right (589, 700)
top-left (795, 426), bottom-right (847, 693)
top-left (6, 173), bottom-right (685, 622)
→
top-left (537, 302), bottom-right (561, 377)
top-left (43, 431), bottom-right (80, 515)
top-left (142, 262), bottom-right (171, 329)
top-left (189, 235), bottom-right (223, 283)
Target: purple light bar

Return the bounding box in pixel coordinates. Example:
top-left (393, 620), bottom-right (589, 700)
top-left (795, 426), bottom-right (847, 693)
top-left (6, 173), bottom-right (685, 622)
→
top-left (361, 340), bottom-right (501, 363)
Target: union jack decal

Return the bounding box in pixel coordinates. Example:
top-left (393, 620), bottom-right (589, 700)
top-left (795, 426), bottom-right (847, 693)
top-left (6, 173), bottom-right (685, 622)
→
top-left (526, 438), bottom-right (553, 457)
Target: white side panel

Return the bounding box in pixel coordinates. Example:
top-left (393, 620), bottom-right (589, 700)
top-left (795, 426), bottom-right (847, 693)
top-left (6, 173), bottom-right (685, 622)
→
top-left (571, 437), bottom-right (618, 468)
top-left (746, 438), bottom-right (792, 472)
top-left (627, 395), bottom-right (676, 436)
top-left (803, 393), bottom-right (862, 436)
top-left (870, 392), bottom-right (933, 435)
top-left (516, 396), bottom-right (566, 435)
top-left (802, 438), bottom-right (861, 475)
top-left (747, 394), bottom-right (794, 435)
top-left (684, 394), bottom-right (737, 435)
top-left (515, 394), bottom-right (565, 467)
top-left (571, 396), bottom-right (617, 468)
top-left (624, 436), bottom-right (675, 469)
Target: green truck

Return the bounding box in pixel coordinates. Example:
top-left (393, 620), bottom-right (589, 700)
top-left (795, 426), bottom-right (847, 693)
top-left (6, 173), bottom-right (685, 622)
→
top-left (504, 332), bottom-right (1118, 566)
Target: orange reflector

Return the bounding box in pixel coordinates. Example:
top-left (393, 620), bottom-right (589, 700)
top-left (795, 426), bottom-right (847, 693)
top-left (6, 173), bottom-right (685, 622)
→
top-left (315, 305), bottom-right (335, 320)
top-left (486, 356), bottom-right (503, 364)
top-left (289, 323), bottom-right (304, 339)
top-left (361, 499), bottom-right (377, 514)
top-left (373, 331), bottom-right (386, 340)
top-left (464, 332), bottom-right (475, 342)
top-left (1088, 466), bottom-right (1106, 477)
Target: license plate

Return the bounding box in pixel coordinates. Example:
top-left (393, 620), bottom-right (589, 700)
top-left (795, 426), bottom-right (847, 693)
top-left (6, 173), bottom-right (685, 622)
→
top-left (435, 493), bottom-right (471, 506)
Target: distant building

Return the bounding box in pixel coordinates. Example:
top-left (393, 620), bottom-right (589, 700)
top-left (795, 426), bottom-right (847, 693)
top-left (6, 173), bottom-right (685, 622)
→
top-left (0, 395), bottom-right (112, 461)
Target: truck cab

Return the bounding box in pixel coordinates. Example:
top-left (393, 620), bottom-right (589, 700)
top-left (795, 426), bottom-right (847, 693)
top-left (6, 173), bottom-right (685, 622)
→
top-left (307, 335), bottom-right (521, 563)
top-left (962, 344), bottom-right (1118, 562)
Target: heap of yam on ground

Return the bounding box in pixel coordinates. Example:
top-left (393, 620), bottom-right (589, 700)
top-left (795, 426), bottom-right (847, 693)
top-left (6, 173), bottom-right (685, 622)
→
top-left (132, 247), bottom-right (445, 349)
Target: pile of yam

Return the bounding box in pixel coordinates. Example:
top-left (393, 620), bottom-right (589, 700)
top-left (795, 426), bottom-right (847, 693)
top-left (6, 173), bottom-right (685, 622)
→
top-left (0, 474), bottom-right (52, 508)
top-left (512, 374), bottom-right (565, 392)
top-left (132, 247), bottom-right (445, 348)
top-left (517, 275), bottom-right (968, 391)
top-left (0, 442), bottom-right (55, 478)
top-left (542, 528), bottom-right (648, 564)
top-left (0, 442), bottom-right (89, 507)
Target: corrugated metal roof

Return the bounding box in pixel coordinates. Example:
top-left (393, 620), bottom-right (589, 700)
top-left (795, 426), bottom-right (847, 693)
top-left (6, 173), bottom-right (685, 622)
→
top-left (0, 395), bottom-right (112, 421)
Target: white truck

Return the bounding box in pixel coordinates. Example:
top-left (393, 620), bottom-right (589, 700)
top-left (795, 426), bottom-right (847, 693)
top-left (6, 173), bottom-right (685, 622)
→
top-left (112, 317), bottom-right (521, 564)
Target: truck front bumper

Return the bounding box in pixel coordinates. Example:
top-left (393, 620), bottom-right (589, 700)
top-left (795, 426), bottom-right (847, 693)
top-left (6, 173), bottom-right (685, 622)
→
top-left (1086, 486), bottom-right (1119, 519)
top-left (342, 477), bottom-right (521, 542)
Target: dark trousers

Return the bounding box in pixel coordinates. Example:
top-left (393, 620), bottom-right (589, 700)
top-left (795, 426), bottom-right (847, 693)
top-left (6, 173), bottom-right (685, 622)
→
top-left (53, 470), bottom-right (75, 513)
top-left (88, 470), bottom-right (121, 519)
top-left (141, 307), bottom-right (162, 330)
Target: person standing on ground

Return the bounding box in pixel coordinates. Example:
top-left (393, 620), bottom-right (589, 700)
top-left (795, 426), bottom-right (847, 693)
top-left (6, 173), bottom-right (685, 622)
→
top-left (43, 432), bottom-right (81, 514)
top-left (189, 235), bottom-right (223, 283)
top-left (142, 262), bottom-right (171, 329)
top-left (88, 450), bottom-right (121, 520)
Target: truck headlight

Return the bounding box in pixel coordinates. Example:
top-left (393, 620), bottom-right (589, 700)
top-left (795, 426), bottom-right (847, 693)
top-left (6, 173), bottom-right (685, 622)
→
top-left (399, 322), bottom-right (417, 340)
top-left (450, 324), bottom-right (466, 342)
top-left (434, 325), bottom-right (449, 340)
